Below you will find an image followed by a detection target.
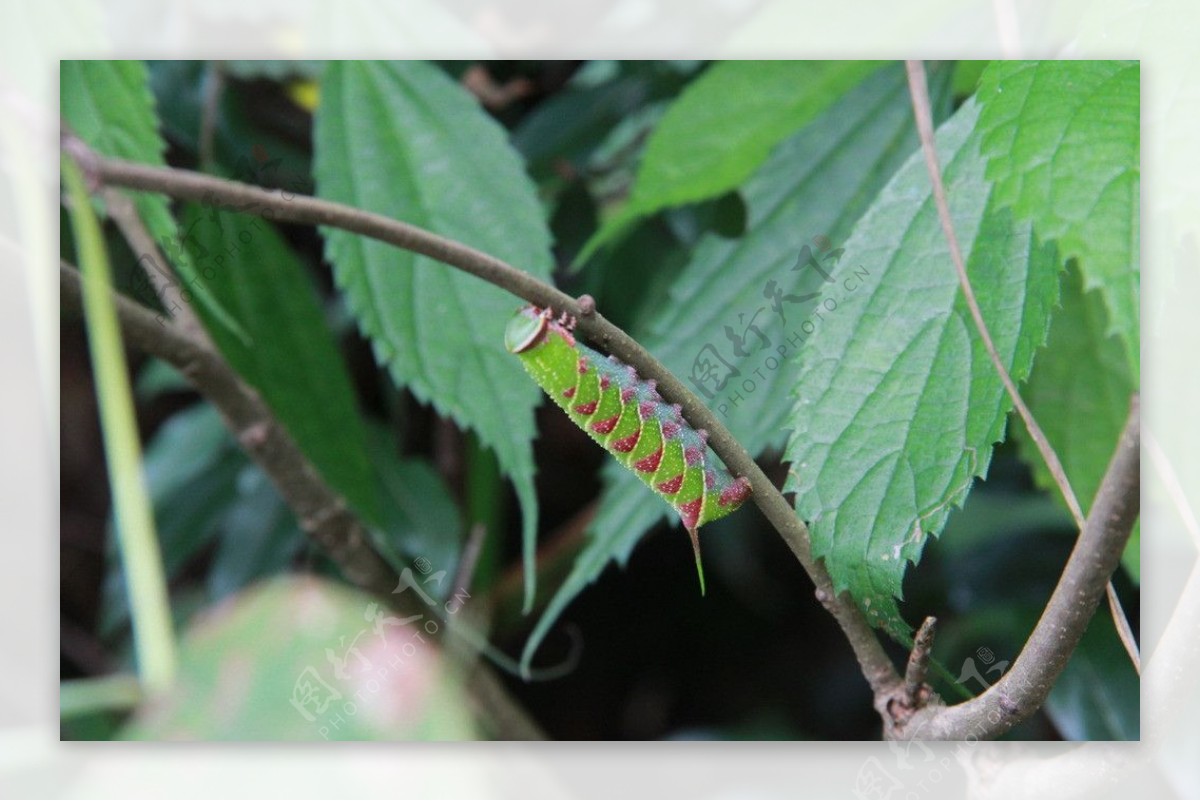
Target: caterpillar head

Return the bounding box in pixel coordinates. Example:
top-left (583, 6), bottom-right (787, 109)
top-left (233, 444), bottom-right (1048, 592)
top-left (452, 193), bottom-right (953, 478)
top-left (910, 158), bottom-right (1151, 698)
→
top-left (505, 306), bottom-right (549, 354)
top-left (505, 305), bottom-right (576, 354)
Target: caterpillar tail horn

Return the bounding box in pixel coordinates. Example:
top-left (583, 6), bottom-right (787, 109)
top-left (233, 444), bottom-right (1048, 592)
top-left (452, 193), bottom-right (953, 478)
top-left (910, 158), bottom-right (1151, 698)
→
top-left (687, 526), bottom-right (706, 596)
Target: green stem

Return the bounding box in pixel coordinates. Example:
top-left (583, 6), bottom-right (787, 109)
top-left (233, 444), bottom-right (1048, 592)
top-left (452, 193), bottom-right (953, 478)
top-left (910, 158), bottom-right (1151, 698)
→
top-left (63, 156), bottom-right (177, 695)
top-left (60, 674), bottom-right (143, 718)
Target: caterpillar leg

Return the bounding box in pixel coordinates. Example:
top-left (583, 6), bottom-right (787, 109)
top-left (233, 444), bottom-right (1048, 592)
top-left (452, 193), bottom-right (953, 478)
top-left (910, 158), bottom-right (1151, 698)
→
top-left (687, 526), bottom-right (706, 596)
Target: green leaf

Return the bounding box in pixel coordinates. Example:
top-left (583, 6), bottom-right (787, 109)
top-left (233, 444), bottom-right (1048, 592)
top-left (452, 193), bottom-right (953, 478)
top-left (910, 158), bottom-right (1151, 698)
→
top-left (976, 60), bottom-right (1139, 375)
top-left (120, 576), bottom-right (477, 740)
top-left (314, 61), bottom-right (554, 611)
top-left (783, 99), bottom-right (1061, 637)
top-left (578, 60), bottom-right (886, 261)
top-left (60, 60), bottom-right (245, 342)
top-left (181, 204), bottom-right (378, 521)
top-left (521, 64), bottom-right (954, 668)
top-left (1013, 264), bottom-right (1140, 581)
top-left (1044, 610), bottom-right (1140, 740)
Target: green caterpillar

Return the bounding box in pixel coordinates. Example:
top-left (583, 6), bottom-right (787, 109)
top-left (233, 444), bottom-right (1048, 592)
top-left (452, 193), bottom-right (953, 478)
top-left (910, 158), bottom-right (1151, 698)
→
top-left (505, 305), bottom-right (752, 594)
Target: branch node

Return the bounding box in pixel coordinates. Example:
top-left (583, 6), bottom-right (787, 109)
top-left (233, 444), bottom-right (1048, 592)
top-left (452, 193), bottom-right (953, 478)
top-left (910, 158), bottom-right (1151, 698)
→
top-left (237, 421), bottom-right (271, 450)
top-left (576, 293), bottom-right (596, 316)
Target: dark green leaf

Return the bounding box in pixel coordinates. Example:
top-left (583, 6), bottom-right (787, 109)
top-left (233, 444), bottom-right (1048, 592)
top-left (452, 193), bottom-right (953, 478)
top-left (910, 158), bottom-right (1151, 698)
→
top-left (314, 61), bottom-right (554, 610)
top-left (1013, 264), bottom-right (1140, 581)
top-left (977, 60), bottom-right (1139, 374)
top-left (1044, 611), bottom-right (1140, 740)
top-left (784, 99), bottom-right (1062, 637)
top-left (522, 64), bottom-right (954, 668)
top-left (60, 60), bottom-right (245, 341)
top-left (181, 204), bottom-right (378, 521)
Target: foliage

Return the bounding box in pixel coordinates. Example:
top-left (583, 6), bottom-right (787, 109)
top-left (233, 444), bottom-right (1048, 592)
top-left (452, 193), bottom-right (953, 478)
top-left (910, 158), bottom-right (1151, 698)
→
top-left (60, 59), bottom-right (1139, 741)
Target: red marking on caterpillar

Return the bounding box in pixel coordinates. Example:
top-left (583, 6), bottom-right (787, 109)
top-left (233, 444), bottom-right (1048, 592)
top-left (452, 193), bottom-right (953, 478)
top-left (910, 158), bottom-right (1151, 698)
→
top-left (684, 446), bottom-right (704, 466)
top-left (657, 474), bottom-right (684, 495)
top-left (719, 477), bottom-right (753, 507)
top-left (600, 374), bottom-right (611, 390)
top-left (573, 400), bottom-right (598, 415)
top-left (577, 356), bottom-right (589, 374)
top-left (612, 430), bottom-right (641, 453)
top-left (590, 414), bottom-right (620, 435)
top-left (661, 420), bottom-right (682, 439)
top-left (638, 401), bottom-right (656, 420)
top-left (678, 498), bottom-right (703, 531)
top-left (621, 386), bottom-right (636, 404)
top-left (634, 447), bottom-right (663, 474)
top-left (562, 386), bottom-right (576, 399)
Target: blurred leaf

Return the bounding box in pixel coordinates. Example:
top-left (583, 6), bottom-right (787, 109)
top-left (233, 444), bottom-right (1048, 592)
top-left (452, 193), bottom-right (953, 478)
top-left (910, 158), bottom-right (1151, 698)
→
top-left (512, 64), bottom-right (658, 179)
top-left (133, 358), bottom-right (189, 400)
top-left (367, 430), bottom-right (464, 599)
top-left (181, 204), bottom-right (379, 521)
top-left (100, 403), bottom-right (243, 637)
top-left (977, 60), bottom-right (1139, 375)
top-left (1013, 264), bottom-right (1140, 581)
top-left (578, 60), bottom-right (885, 261)
top-left (783, 99), bottom-right (1061, 637)
top-left (221, 60), bottom-right (326, 81)
top-left (522, 63), bottom-right (954, 667)
top-left (206, 466), bottom-right (305, 600)
top-left (314, 60), bottom-right (553, 610)
top-left (120, 576), bottom-right (477, 740)
top-left (61, 60), bottom-right (245, 342)
top-left (1044, 612), bottom-right (1140, 740)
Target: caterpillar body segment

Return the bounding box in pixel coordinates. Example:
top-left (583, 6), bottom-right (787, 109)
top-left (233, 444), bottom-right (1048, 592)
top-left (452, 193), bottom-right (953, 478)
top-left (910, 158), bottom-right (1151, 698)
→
top-left (505, 305), bottom-right (752, 593)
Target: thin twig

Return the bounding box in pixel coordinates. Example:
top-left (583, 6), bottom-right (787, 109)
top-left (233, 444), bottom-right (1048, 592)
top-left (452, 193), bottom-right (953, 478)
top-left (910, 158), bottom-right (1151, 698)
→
top-left (76, 140), bottom-right (903, 699)
top-left (896, 396), bottom-right (1140, 739)
top-left (101, 186), bottom-right (208, 340)
top-left (903, 616), bottom-right (937, 704)
top-left (199, 61), bottom-right (226, 169)
top-left (904, 59), bottom-right (1140, 674)
top-left (454, 522), bottom-right (489, 595)
top-left (1106, 582), bottom-right (1141, 675)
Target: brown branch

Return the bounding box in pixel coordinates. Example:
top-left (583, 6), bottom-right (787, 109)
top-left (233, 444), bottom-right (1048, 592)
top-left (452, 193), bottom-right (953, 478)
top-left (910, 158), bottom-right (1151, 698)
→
top-left (60, 261), bottom-right (544, 739)
top-left (101, 186), bottom-right (209, 340)
top-left (895, 396), bottom-right (1140, 739)
top-left (903, 616), bottom-right (937, 704)
top-left (77, 141), bottom-right (904, 699)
